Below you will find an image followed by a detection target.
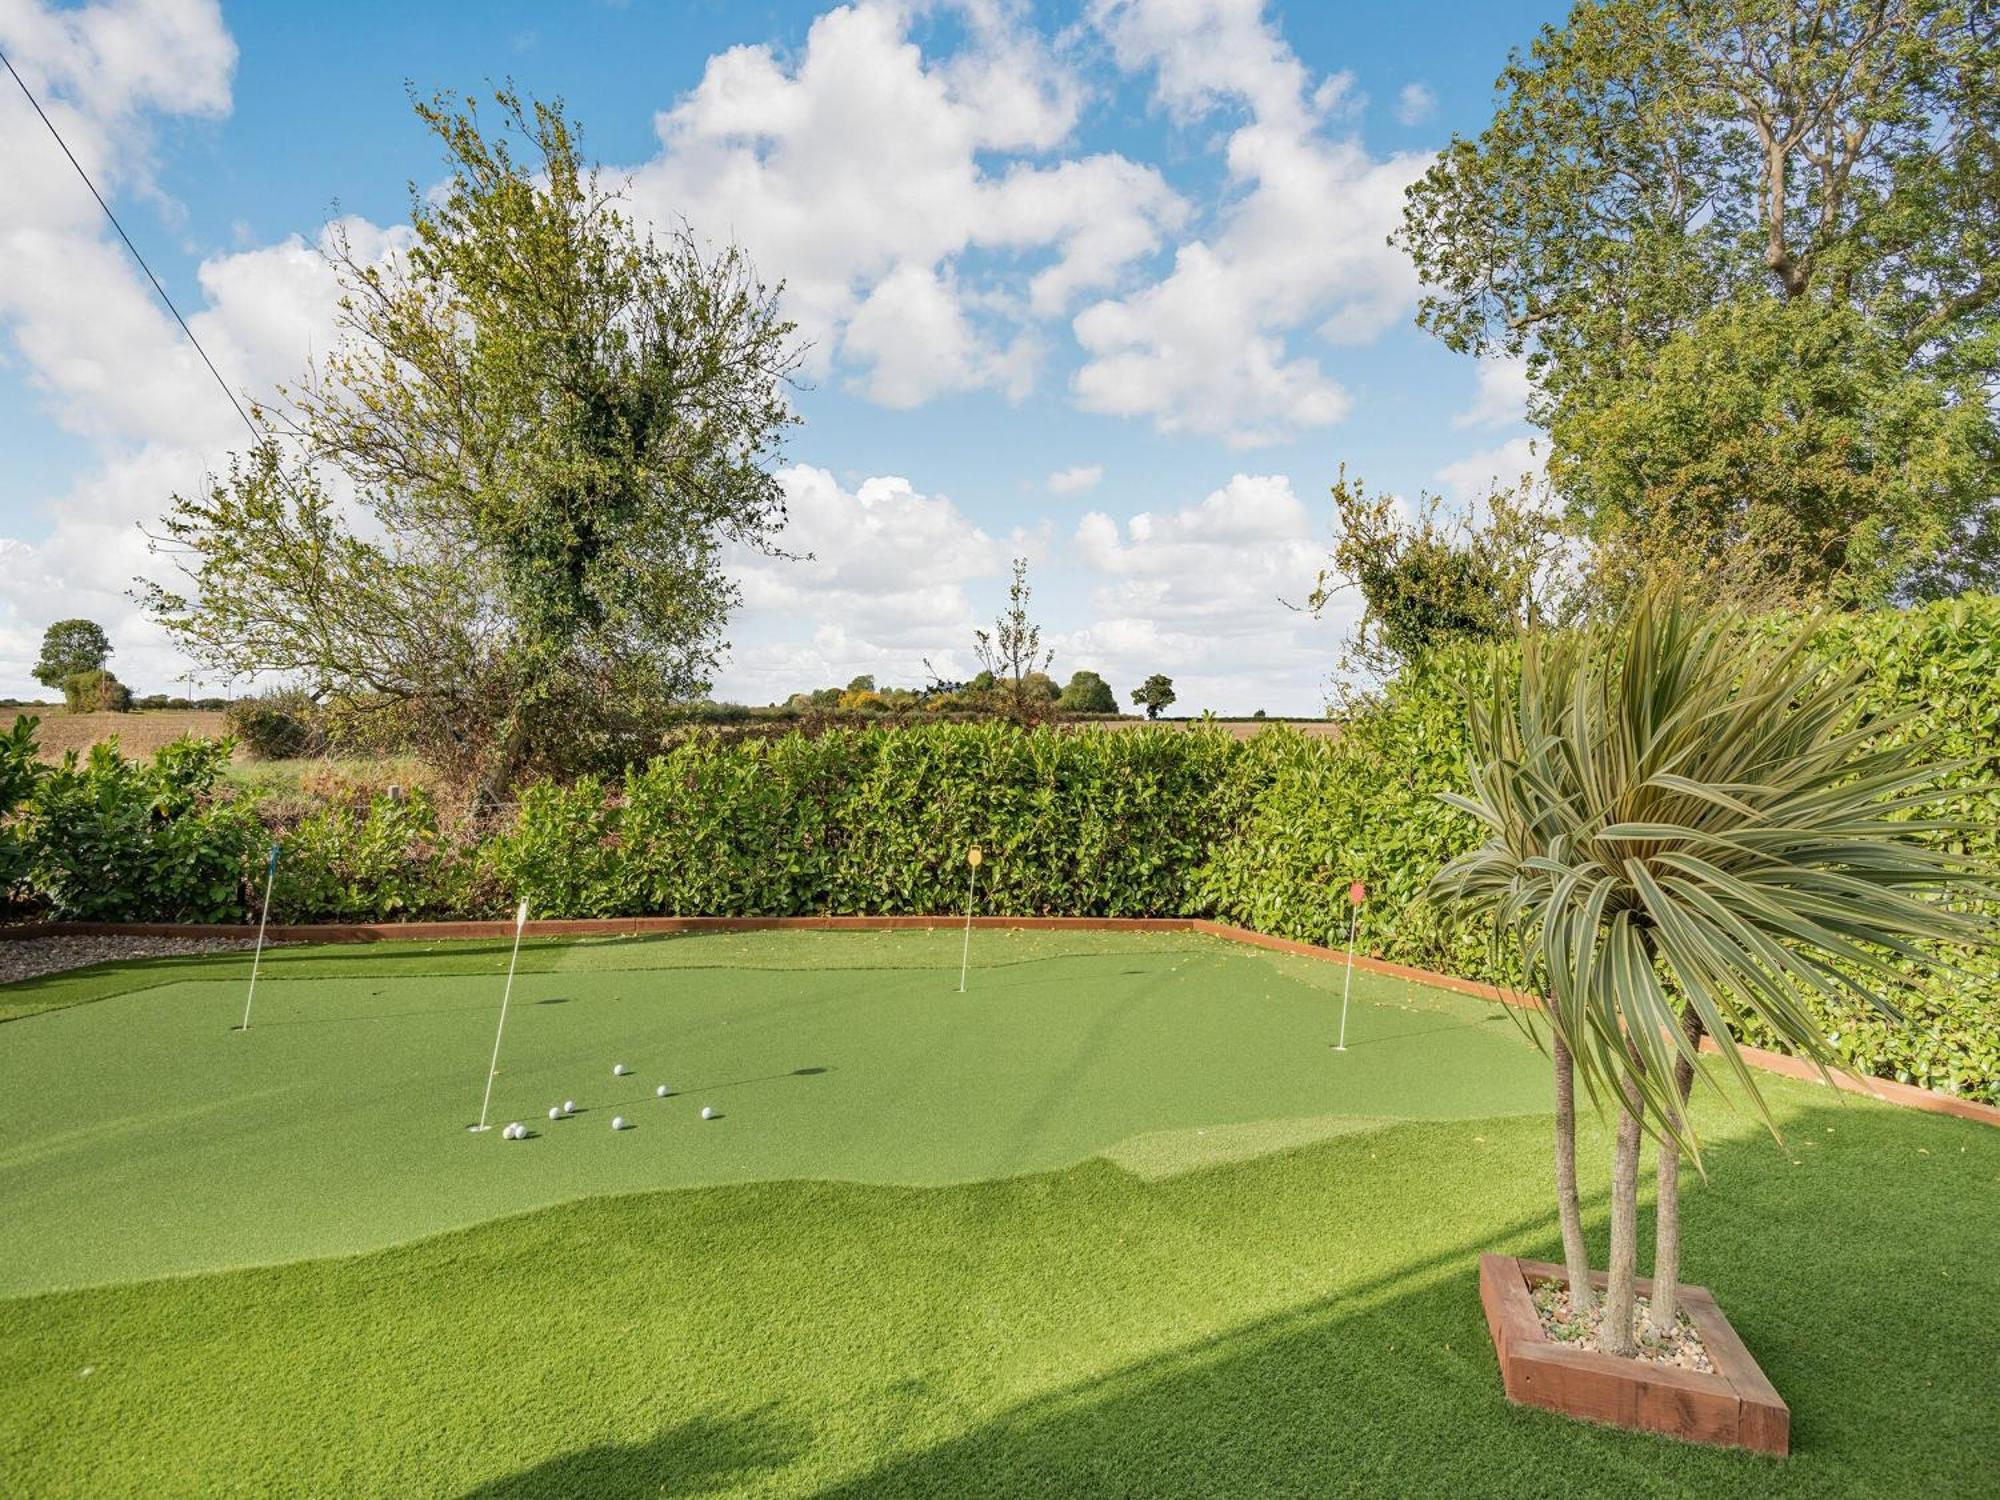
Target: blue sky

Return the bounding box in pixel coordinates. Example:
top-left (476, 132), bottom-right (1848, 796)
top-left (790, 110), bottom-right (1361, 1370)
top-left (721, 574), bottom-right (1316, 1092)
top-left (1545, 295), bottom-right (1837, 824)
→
top-left (0, 0), bottom-right (1557, 711)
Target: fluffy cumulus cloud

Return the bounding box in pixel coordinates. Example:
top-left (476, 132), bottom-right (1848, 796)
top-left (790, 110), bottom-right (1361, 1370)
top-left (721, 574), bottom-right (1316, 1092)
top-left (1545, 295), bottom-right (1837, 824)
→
top-left (1071, 0), bottom-right (1429, 446)
top-left (1395, 82), bottom-right (1436, 125)
top-left (1066, 473), bottom-right (1343, 711)
top-left (626, 0), bottom-right (1184, 406)
top-left (717, 465), bottom-right (1009, 700)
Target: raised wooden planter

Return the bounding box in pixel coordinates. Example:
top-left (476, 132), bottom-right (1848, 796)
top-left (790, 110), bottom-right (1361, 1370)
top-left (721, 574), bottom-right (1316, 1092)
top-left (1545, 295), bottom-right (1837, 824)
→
top-left (1479, 1254), bottom-right (1789, 1455)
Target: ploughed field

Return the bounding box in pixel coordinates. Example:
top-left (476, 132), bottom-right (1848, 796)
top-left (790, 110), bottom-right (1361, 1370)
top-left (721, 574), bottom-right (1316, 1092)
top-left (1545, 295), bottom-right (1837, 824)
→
top-left (0, 928), bottom-right (1992, 1497)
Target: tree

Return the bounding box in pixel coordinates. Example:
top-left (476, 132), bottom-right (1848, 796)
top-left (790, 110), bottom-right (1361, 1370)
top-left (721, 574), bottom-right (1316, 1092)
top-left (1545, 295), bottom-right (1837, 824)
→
top-left (1309, 466), bottom-right (1580, 678)
top-left (846, 675), bottom-right (876, 693)
top-left (144, 90), bottom-right (801, 796)
top-left (973, 558), bottom-right (1055, 724)
top-left (1057, 670), bottom-right (1117, 714)
top-left (1131, 674), bottom-right (1176, 719)
top-left (1434, 594), bottom-right (1994, 1352)
top-left (1399, 0), bottom-right (2000, 599)
top-left (32, 620), bottom-right (111, 691)
top-left (1556, 294), bottom-right (2000, 606)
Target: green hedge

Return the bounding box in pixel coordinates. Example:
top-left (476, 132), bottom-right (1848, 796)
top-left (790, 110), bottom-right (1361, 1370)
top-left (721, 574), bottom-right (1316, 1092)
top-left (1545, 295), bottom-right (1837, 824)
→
top-left (5, 596), bottom-right (1996, 1103)
top-left (482, 723), bottom-right (1244, 919)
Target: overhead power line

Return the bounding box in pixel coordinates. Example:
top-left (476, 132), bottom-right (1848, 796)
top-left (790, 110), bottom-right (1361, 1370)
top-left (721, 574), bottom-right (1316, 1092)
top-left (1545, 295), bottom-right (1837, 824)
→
top-left (1, 43), bottom-right (261, 443)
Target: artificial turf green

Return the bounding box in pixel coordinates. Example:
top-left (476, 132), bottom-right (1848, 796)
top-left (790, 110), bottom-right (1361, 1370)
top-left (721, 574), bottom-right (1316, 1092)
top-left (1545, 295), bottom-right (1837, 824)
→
top-left (1, 931), bottom-right (1995, 1497)
top-left (0, 929), bottom-right (1543, 1293)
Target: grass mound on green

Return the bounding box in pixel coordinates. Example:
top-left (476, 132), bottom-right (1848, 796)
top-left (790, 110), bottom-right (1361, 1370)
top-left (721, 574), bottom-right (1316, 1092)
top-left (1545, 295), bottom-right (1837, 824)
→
top-left (2, 930), bottom-right (1994, 1497)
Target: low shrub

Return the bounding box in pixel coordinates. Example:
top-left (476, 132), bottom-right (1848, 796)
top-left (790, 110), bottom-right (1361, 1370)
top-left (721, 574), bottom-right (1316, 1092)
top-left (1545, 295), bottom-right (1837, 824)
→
top-left (1, 715), bottom-right (46, 901)
top-left (270, 788), bottom-right (493, 923)
top-left (62, 669), bottom-right (132, 713)
top-left (18, 735), bottom-right (259, 922)
top-left (226, 689), bottom-right (329, 760)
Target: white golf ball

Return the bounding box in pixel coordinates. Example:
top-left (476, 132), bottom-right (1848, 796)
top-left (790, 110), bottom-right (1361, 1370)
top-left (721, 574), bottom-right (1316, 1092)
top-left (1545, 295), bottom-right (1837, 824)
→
top-left (506, 1122), bottom-right (524, 1140)
top-left (563, 1100), bottom-right (576, 1114)
top-left (656, 1084), bottom-right (670, 1098)
top-left (700, 1106), bottom-right (716, 1121)
top-left (549, 1106), bottom-right (561, 1121)
top-left (613, 1063), bottom-right (629, 1076)
top-left (612, 1115), bottom-right (627, 1131)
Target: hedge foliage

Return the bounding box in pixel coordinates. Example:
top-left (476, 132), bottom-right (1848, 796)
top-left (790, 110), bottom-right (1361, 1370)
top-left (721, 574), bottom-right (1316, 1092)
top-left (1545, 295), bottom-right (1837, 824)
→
top-left (4, 595), bottom-right (1996, 1103)
top-left (11, 735), bottom-right (259, 923)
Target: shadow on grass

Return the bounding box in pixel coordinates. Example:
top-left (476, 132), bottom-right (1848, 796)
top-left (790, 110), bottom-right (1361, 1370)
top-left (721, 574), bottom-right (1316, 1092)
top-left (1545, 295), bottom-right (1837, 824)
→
top-left (455, 1407), bottom-right (811, 1499)
top-left (799, 1099), bottom-right (1998, 1499)
top-left (448, 1098), bottom-right (1989, 1500)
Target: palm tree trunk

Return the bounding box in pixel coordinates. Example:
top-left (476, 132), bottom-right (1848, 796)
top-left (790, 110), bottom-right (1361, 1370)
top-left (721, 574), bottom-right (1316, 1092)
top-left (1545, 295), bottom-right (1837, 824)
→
top-left (1601, 1076), bottom-right (1644, 1356)
top-left (1551, 1035), bottom-right (1594, 1317)
top-left (1648, 1006), bottom-right (1708, 1336)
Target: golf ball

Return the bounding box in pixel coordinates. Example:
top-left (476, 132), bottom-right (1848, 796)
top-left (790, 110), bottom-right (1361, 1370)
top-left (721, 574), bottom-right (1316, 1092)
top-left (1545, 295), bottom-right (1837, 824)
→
top-left (655, 1084), bottom-right (670, 1098)
top-left (701, 1106), bottom-right (716, 1121)
top-left (614, 1063), bottom-right (629, 1076)
top-left (611, 1115), bottom-right (627, 1131)
top-left (549, 1106), bottom-right (561, 1121)
top-left (506, 1122), bottom-right (524, 1140)
top-left (563, 1100), bottom-right (576, 1114)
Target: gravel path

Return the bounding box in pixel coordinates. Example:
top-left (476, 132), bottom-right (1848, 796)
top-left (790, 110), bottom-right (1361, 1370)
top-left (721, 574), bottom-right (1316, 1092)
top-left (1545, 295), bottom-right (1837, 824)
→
top-left (0, 934), bottom-right (267, 988)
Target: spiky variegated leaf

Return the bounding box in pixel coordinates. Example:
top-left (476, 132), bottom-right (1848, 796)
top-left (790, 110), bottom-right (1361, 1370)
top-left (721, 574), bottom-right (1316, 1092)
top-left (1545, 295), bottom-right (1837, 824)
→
top-left (1432, 596), bottom-right (1996, 1160)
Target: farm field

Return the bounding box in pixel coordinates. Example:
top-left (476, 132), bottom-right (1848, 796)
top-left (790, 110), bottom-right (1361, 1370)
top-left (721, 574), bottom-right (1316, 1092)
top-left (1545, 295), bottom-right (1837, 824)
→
top-left (19, 708), bottom-right (231, 762)
top-left (0, 928), bottom-right (1994, 1497)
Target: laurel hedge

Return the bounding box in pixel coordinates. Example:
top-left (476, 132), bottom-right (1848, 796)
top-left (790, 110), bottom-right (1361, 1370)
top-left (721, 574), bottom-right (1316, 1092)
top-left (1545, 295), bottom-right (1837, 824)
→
top-left (5, 596), bottom-right (1996, 1102)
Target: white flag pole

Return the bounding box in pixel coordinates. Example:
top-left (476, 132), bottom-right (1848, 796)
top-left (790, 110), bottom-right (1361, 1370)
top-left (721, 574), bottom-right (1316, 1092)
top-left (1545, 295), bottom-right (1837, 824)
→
top-left (473, 899), bottom-right (530, 1133)
top-left (1336, 880), bottom-right (1365, 1052)
top-left (238, 843), bottom-right (280, 1033)
top-left (957, 846), bottom-right (983, 994)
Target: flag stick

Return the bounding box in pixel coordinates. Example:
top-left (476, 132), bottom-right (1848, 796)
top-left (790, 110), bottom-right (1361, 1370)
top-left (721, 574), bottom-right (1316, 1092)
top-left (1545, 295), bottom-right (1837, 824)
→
top-left (1336, 879), bottom-right (1365, 1052)
top-left (238, 843), bottom-right (280, 1032)
top-left (957, 846), bottom-right (983, 994)
top-left (472, 899), bottom-right (530, 1133)
top-left (1335, 907), bottom-right (1357, 1052)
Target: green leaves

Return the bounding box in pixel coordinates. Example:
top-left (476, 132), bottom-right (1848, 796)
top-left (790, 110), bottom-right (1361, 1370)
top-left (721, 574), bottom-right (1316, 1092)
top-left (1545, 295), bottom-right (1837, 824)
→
top-left (17, 735), bottom-right (260, 924)
top-left (1432, 593), bottom-right (1999, 1155)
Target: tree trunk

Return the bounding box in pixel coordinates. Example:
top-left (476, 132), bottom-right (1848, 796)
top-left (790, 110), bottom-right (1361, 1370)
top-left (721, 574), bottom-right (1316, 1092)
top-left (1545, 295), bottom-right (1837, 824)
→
top-left (1648, 1006), bottom-right (1709, 1336)
top-left (1601, 1076), bottom-right (1644, 1356)
top-left (1552, 1035), bottom-right (1594, 1318)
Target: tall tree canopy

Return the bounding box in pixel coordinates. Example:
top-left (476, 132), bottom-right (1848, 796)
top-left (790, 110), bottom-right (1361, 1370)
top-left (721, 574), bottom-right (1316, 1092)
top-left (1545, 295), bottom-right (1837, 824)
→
top-left (31, 620), bottom-right (111, 691)
top-left (1399, 0), bottom-right (1999, 602)
top-left (146, 90), bottom-right (801, 794)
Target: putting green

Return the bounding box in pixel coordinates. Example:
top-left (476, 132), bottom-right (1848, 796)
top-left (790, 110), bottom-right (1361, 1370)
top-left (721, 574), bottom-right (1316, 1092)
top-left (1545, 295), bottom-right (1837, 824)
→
top-left (0, 929), bottom-right (1546, 1295)
top-left (4, 929), bottom-right (1997, 1498)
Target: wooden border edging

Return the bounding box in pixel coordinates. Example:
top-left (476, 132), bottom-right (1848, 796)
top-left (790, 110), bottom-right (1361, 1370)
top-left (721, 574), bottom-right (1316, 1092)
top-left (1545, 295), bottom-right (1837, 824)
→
top-left (7, 914), bottom-right (1996, 1129)
top-left (1479, 1253), bottom-right (1789, 1454)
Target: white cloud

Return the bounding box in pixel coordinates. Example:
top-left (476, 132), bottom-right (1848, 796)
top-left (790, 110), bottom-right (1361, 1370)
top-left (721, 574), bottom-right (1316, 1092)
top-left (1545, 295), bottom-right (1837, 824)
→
top-left (1071, 0), bottom-right (1428, 445)
top-left (627, 1), bottom-right (1183, 406)
top-left (717, 464), bottom-right (1008, 701)
top-left (1453, 355), bottom-right (1533, 430)
top-left (1046, 464), bottom-right (1103, 494)
top-left (1434, 436), bottom-right (1542, 503)
top-left (1067, 472), bottom-right (1341, 710)
top-left (1395, 82), bottom-right (1436, 126)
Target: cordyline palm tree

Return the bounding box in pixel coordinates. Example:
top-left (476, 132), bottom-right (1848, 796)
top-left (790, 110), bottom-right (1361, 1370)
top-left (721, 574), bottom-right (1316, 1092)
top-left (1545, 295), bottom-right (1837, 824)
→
top-left (1433, 594), bottom-right (1994, 1354)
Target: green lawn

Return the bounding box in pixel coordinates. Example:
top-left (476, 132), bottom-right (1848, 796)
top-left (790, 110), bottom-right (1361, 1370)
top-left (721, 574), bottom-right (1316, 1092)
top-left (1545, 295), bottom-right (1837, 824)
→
top-left (1, 929), bottom-right (1994, 1497)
